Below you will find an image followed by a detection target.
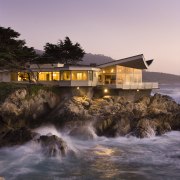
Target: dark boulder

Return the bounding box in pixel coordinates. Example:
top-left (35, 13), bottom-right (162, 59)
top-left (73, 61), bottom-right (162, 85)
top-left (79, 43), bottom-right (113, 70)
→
top-left (35, 135), bottom-right (68, 157)
top-left (0, 127), bottom-right (38, 147)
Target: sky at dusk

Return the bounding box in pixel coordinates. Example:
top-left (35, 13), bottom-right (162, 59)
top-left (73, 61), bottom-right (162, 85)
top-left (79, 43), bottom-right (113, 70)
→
top-left (0, 0), bottom-right (180, 74)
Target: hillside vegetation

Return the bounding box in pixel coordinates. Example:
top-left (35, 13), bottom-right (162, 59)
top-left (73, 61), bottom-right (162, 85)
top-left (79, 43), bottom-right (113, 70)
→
top-left (143, 71), bottom-right (180, 84)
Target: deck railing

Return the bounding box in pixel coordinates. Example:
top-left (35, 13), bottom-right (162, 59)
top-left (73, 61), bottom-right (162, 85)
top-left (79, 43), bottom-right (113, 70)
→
top-left (97, 82), bottom-right (159, 89)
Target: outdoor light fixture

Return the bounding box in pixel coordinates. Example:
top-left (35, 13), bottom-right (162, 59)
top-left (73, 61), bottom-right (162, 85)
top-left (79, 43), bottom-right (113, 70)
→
top-left (77, 87), bottom-right (80, 90)
top-left (104, 88), bottom-right (108, 93)
top-left (137, 89), bottom-right (139, 92)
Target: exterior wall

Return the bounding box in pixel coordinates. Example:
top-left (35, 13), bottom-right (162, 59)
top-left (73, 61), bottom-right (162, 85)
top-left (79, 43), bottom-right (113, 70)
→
top-left (0, 73), bottom-right (2, 81)
top-left (93, 87), bottom-right (152, 102)
top-left (0, 72), bottom-right (11, 82)
top-left (48, 87), bottom-right (94, 98)
top-left (58, 80), bottom-right (96, 87)
top-left (91, 71), bottom-right (99, 86)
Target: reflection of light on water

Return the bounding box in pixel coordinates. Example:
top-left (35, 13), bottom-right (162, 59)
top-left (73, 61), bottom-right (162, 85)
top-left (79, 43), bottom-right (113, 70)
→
top-left (90, 145), bottom-right (120, 178)
top-left (94, 148), bottom-right (114, 156)
top-left (93, 145), bottom-right (114, 156)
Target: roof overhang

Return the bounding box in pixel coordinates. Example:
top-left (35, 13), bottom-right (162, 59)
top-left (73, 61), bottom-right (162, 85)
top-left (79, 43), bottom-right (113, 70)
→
top-left (55, 66), bottom-right (100, 71)
top-left (98, 54), bottom-right (153, 69)
top-left (28, 65), bottom-right (100, 72)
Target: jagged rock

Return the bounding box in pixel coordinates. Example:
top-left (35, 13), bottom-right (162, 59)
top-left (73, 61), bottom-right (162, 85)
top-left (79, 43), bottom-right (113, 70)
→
top-left (36, 135), bottom-right (68, 157)
top-left (0, 127), bottom-right (38, 147)
top-left (134, 118), bottom-right (156, 138)
top-left (148, 94), bottom-right (179, 116)
top-left (0, 89), bottom-right (60, 129)
top-left (82, 100), bottom-right (90, 108)
top-left (0, 87), bottom-right (180, 142)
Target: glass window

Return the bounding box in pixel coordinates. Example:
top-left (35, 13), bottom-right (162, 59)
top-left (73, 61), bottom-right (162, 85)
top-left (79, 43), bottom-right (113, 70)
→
top-left (18, 72), bottom-right (29, 81)
top-left (116, 66), bottom-right (142, 84)
top-left (105, 75), bottom-right (116, 84)
top-left (71, 71), bottom-right (87, 80)
top-left (61, 71), bottom-right (71, 80)
top-left (134, 69), bottom-right (142, 83)
top-left (52, 72), bottom-right (60, 81)
top-left (77, 73), bottom-right (83, 80)
top-left (38, 72), bottom-right (52, 81)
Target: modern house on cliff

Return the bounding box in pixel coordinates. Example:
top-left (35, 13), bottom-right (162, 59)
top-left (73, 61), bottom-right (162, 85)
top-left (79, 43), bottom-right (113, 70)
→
top-left (0, 54), bottom-right (158, 98)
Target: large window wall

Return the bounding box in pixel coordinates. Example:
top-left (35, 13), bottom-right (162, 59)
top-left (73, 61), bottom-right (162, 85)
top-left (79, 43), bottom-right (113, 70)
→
top-left (16, 71), bottom-right (93, 82)
top-left (99, 66), bottom-right (142, 85)
top-left (116, 66), bottom-right (142, 84)
top-left (71, 71), bottom-right (88, 81)
top-left (38, 72), bottom-right (60, 81)
top-left (98, 66), bottom-right (116, 84)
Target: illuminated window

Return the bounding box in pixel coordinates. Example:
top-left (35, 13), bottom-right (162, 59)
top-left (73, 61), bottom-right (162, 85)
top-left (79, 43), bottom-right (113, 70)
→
top-left (77, 73), bottom-right (83, 80)
top-left (61, 71), bottom-right (71, 80)
top-left (18, 72), bottom-right (29, 81)
top-left (52, 72), bottom-right (60, 80)
top-left (38, 72), bottom-right (52, 81)
top-left (71, 71), bottom-right (87, 80)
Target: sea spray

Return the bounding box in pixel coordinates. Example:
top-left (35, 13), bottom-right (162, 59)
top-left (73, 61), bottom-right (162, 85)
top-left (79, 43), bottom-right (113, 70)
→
top-left (0, 131), bottom-right (180, 179)
top-left (68, 123), bottom-right (98, 140)
top-left (33, 125), bottom-right (80, 154)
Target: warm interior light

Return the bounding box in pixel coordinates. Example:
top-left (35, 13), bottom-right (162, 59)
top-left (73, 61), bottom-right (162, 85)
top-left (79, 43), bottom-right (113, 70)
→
top-left (103, 70), bottom-right (105, 73)
top-left (137, 89), bottom-right (139, 92)
top-left (111, 69), bottom-right (114, 73)
top-left (104, 95), bottom-right (111, 98)
top-left (77, 87), bottom-right (80, 90)
top-left (53, 73), bottom-right (56, 77)
top-left (104, 88), bottom-right (108, 93)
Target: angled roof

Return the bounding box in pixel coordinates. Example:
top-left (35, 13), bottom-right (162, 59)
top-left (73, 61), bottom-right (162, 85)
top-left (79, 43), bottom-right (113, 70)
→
top-left (97, 54), bottom-right (153, 69)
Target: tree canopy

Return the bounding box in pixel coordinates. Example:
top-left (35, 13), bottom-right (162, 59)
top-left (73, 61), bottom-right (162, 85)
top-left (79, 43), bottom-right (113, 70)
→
top-left (0, 26), bottom-right (37, 69)
top-left (41, 37), bottom-right (85, 64)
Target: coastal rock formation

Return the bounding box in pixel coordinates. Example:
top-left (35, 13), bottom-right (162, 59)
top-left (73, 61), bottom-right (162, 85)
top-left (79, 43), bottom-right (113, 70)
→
top-left (35, 135), bottom-right (68, 157)
top-left (0, 89), bottom-right (60, 131)
top-left (0, 127), bottom-right (38, 147)
top-left (94, 94), bottom-right (180, 138)
top-left (0, 87), bottom-right (180, 149)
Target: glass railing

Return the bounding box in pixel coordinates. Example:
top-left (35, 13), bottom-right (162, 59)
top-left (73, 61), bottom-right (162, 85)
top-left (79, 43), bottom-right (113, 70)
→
top-left (97, 82), bottom-right (159, 89)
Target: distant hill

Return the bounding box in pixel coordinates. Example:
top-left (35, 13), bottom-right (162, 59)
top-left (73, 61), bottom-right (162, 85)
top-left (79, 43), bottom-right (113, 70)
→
top-left (81, 53), bottom-right (114, 65)
top-left (143, 71), bottom-right (180, 84)
top-left (35, 49), bottom-right (44, 55)
top-left (34, 50), bottom-right (114, 65)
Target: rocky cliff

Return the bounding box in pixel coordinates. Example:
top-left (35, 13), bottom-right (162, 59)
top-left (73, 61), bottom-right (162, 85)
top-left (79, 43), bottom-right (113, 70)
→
top-left (0, 85), bottom-right (180, 154)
